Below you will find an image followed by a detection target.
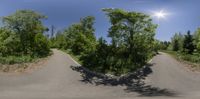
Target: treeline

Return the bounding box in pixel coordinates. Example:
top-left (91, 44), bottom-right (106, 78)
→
top-left (51, 8), bottom-right (157, 75)
top-left (167, 29), bottom-right (200, 63)
top-left (50, 16), bottom-right (96, 56)
top-left (171, 31), bottom-right (195, 53)
top-left (158, 28), bottom-right (200, 64)
top-left (154, 40), bottom-right (170, 51)
top-left (0, 10), bottom-right (50, 64)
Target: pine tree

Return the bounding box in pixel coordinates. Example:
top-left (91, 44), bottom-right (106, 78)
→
top-left (183, 31), bottom-right (195, 54)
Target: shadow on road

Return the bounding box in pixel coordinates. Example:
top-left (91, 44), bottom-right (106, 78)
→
top-left (70, 63), bottom-right (178, 97)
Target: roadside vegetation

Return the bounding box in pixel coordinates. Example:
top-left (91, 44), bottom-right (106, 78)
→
top-left (157, 29), bottom-right (200, 70)
top-left (51, 8), bottom-right (158, 75)
top-left (0, 10), bottom-right (50, 65)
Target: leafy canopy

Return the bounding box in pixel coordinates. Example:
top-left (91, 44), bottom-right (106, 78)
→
top-left (82, 8), bottom-right (157, 75)
top-left (0, 10), bottom-right (50, 57)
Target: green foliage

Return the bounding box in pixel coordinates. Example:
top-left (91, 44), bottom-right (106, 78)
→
top-left (164, 50), bottom-right (200, 65)
top-left (33, 33), bottom-right (50, 56)
top-left (81, 8), bottom-right (157, 75)
top-left (151, 40), bottom-right (170, 53)
top-left (50, 31), bottom-right (67, 49)
top-left (52, 16), bottom-right (96, 56)
top-left (159, 41), bottom-right (170, 50)
top-left (180, 53), bottom-right (200, 63)
top-left (0, 10), bottom-right (50, 64)
top-left (81, 37), bottom-right (111, 73)
top-left (3, 10), bottom-right (47, 54)
top-left (0, 28), bottom-right (21, 56)
top-left (193, 28), bottom-right (200, 51)
top-left (183, 31), bottom-right (195, 54)
top-left (106, 8), bottom-right (156, 72)
top-left (0, 55), bottom-right (34, 64)
top-left (171, 33), bottom-right (184, 51)
top-left (152, 40), bottom-right (161, 53)
top-left (80, 16), bottom-right (96, 41)
top-left (71, 32), bottom-right (93, 55)
top-left (168, 28), bottom-right (200, 65)
top-left (170, 31), bottom-right (195, 54)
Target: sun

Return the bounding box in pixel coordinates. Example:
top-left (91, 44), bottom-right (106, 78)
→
top-left (152, 10), bottom-right (168, 19)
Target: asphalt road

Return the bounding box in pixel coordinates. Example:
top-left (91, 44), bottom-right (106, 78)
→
top-left (0, 50), bottom-right (200, 99)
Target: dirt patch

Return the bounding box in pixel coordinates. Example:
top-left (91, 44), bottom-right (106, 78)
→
top-left (0, 55), bottom-right (52, 74)
top-left (180, 61), bottom-right (200, 73)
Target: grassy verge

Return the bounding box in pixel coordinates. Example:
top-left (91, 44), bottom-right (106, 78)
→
top-left (60, 49), bottom-right (82, 65)
top-left (161, 50), bottom-right (200, 71)
top-left (0, 55), bottom-right (38, 65)
top-left (0, 51), bottom-right (52, 72)
top-left (0, 51), bottom-right (53, 65)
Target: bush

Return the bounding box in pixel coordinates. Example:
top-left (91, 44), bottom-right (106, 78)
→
top-left (179, 53), bottom-right (200, 63)
top-left (33, 33), bottom-right (50, 57)
top-left (0, 28), bottom-right (21, 56)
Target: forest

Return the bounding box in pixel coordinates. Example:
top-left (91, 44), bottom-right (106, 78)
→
top-left (166, 29), bottom-right (200, 64)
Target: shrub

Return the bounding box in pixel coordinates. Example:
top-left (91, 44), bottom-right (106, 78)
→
top-left (33, 33), bottom-right (50, 57)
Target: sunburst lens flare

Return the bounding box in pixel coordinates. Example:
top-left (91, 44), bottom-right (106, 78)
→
top-left (152, 10), bottom-right (168, 20)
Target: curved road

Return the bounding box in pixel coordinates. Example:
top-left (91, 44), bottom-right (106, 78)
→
top-left (0, 50), bottom-right (200, 99)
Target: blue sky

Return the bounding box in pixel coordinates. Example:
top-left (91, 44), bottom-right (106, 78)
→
top-left (0, 0), bottom-right (200, 41)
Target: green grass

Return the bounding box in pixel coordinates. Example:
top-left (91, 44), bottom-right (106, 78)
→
top-left (161, 50), bottom-right (200, 69)
top-left (0, 52), bottom-right (52, 72)
top-left (0, 55), bottom-right (39, 65)
top-left (0, 51), bottom-right (52, 65)
top-left (60, 49), bottom-right (82, 65)
top-left (161, 50), bottom-right (179, 58)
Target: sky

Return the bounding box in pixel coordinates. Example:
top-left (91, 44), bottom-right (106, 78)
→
top-left (0, 0), bottom-right (200, 41)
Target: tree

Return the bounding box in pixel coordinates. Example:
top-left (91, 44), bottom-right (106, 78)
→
top-left (80, 16), bottom-right (96, 41)
top-left (183, 31), bottom-right (195, 54)
top-left (34, 33), bottom-right (50, 56)
top-left (103, 8), bottom-right (157, 72)
top-left (152, 40), bottom-right (161, 53)
top-left (61, 16), bottom-right (96, 55)
top-left (52, 31), bottom-right (67, 49)
top-left (80, 9), bottom-right (157, 75)
top-left (81, 37), bottom-right (110, 73)
top-left (1, 10), bottom-right (49, 56)
top-left (171, 33), bottom-right (184, 51)
top-left (193, 28), bottom-right (200, 52)
top-left (160, 41), bottom-right (170, 50)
